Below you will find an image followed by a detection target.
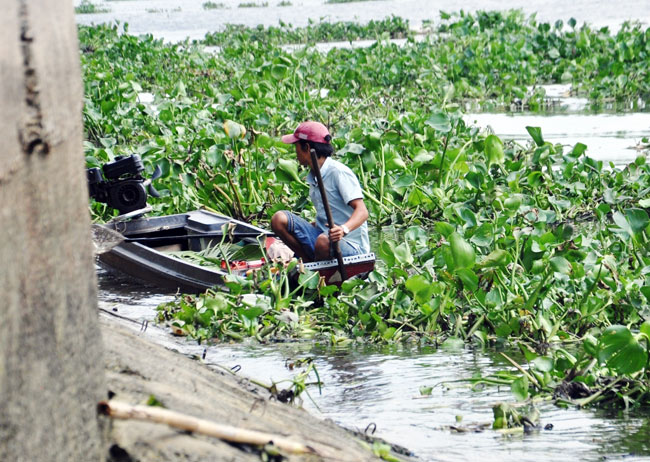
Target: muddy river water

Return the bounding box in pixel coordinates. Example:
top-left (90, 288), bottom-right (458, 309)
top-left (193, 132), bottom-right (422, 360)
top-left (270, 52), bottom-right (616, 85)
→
top-left (97, 271), bottom-right (650, 462)
top-left (85, 1), bottom-right (650, 460)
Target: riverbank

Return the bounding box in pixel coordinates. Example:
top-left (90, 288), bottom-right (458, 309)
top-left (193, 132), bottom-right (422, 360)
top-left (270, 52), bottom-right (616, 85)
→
top-left (100, 315), bottom-right (418, 462)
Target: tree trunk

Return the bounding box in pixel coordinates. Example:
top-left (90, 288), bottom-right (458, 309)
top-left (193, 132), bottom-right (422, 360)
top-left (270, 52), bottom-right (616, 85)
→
top-left (0, 1), bottom-right (105, 460)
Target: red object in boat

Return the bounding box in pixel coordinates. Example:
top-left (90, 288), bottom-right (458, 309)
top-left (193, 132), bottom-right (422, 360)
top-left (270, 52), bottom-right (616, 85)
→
top-left (220, 259), bottom-right (265, 270)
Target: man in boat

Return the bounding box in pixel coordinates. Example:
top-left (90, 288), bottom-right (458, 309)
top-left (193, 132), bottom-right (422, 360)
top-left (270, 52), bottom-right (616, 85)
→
top-left (271, 121), bottom-right (370, 262)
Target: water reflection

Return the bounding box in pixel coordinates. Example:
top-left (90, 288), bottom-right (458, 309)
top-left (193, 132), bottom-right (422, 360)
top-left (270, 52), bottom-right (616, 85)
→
top-left (200, 340), bottom-right (647, 462)
top-left (593, 408), bottom-right (650, 458)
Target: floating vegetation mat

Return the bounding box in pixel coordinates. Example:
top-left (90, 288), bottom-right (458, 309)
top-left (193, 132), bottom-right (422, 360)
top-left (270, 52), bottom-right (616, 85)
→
top-left (83, 10), bottom-right (650, 412)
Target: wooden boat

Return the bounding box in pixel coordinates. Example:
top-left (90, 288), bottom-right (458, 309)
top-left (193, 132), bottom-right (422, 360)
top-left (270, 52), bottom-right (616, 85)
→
top-left (96, 210), bottom-right (376, 293)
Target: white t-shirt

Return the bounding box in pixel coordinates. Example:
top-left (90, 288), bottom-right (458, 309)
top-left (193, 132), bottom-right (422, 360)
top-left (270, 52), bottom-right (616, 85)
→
top-left (307, 157), bottom-right (370, 254)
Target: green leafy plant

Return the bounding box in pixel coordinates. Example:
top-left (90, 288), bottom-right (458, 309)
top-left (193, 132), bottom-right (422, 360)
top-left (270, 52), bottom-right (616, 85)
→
top-left (238, 1), bottom-right (268, 7)
top-left (75, 0), bottom-right (110, 14)
top-left (80, 15), bottom-right (650, 410)
top-left (202, 1), bottom-right (227, 9)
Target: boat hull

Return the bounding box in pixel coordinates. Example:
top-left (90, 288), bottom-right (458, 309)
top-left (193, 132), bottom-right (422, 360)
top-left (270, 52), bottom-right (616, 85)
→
top-left (97, 210), bottom-right (375, 293)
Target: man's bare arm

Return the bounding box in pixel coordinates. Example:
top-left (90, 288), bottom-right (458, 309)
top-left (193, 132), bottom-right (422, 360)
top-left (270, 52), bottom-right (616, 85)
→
top-left (329, 198), bottom-right (368, 243)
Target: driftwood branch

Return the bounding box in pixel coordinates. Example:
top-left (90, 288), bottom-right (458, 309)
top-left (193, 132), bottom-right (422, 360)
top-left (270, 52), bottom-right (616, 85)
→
top-left (97, 400), bottom-right (316, 455)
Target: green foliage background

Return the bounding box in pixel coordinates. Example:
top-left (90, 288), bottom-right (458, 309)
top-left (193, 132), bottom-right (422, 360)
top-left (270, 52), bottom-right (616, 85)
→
top-left (81, 11), bottom-right (650, 408)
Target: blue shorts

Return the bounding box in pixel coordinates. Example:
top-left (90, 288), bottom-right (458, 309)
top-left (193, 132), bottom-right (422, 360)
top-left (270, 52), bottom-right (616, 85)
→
top-left (283, 211), bottom-right (363, 261)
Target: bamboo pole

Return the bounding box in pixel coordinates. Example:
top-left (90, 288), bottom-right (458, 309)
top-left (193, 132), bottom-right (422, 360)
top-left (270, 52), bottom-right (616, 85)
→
top-left (97, 400), bottom-right (316, 455)
top-left (309, 149), bottom-right (347, 280)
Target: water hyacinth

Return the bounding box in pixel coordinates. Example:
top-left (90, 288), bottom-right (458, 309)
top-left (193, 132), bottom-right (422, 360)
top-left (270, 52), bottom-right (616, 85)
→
top-left (79, 12), bottom-right (650, 410)
top-left (223, 119), bottom-right (246, 139)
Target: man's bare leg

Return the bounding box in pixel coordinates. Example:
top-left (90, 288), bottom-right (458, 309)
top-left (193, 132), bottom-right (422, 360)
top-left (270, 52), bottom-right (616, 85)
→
top-left (270, 211), bottom-right (312, 262)
top-left (314, 234), bottom-right (331, 261)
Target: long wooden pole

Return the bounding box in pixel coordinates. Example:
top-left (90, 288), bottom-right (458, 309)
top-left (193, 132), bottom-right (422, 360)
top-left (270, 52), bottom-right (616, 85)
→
top-left (310, 150), bottom-right (347, 281)
top-left (97, 400), bottom-right (316, 455)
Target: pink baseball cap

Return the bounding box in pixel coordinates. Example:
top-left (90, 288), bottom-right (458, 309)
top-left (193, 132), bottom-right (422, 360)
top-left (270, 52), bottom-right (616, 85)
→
top-left (281, 121), bottom-right (331, 144)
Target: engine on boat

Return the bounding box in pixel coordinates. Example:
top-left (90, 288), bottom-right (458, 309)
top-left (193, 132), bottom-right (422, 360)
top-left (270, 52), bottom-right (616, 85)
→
top-left (87, 155), bottom-right (161, 215)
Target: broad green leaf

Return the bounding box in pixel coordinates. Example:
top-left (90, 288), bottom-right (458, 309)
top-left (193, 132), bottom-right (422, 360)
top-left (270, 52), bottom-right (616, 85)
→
top-left (526, 126), bottom-right (544, 147)
top-left (625, 208), bottom-right (649, 234)
top-left (550, 256), bottom-right (571, 274)
top-left (204, 294), bottom-right (229, 313)
top-left (100, 101), bottom-right (117, 114)
top-left (425, 112), bottom-right (452, 133)
top-left (382, 327), bottom-right (397, 340)
top-left (378, 240), bottom-right (396, 266)
top-left (504, 195), bottom-right (522, 211)
top-left (540, 232), bottom-right (557, 245)
top-left (298, 271), bottom-right (319, 289)
top-left (159, 108), bottom-right (173, 122)
top-left (641, 286), bottom-right (650, 303)
top-left (532, 356), bottom-right (554, 372)
top-left (478, 249), bottom-right (511, 268)
top-left (406, 188), bottom-right (430, 207)
top-left (275, 158), bottom-right (302, 183)
top-left (271, 64), bottom-right (288, 80)
top-left (458, 207), bottom-right (477, 227)
top-left (237, 306), bottom-right (264, 321)
top-left (339, 143), bottom-right (365, 155)
top-left (520, 344), bottom-right (538, 362)
top-left (223, 120), bottom-right (246, 139)
top-left (485, 289), bottom-right (502, 308)
top-left (583, 334), bottom-right (598, 357)
top-left (386, 156), bottom-right (406, 170)
top-left (640, 321), bottom-right (650, 341)
top-left (527, 171), bottom-right (543, 187)
top-left (598, 325), bottom-right (648, 375)
top-left (465, 171), bottom-right (483, 189)
top-left (405, 274), bottom-right (435, 305)
top-left (434, 222), bottom-right (455, 238)
top-left (495, 322), bottom-right (512, 337)
top-left (180, 173), bottom-right (193, 186)
top-left (204, 146), bottom-right (221, 168)
top-left (570, 143), bottom-right (588, 157)
top-left (470, 223), bottom-right (494, 247)
top-left (99, 137), bottom-right (116, 148)
top-left (394, 242), bottom-right (414, 266)
top-left (511, 376), bottom-right (529, 401)
top-left (413, 149), bottom-right (434, 164)
top-left (485, 134), bottom-right (505, 166)
top-left (449, 232), bottom-right (475, 269)
top-left (612, 211), bottom-right (633, 236)
top-left (393, 174), bottom-right (415, 188)
top-left (365, 131), bottom-right (382, 149)
top-left (255, 133), bottom-right (273, 148)
top-left (556, 224), bottom-right (574, 242)
top-left (455, 268), bottom-right (478, 291)
top-left (319, 285), bottom-right (338, 297)
top-left (596, 203), bottom-right (611, 218)
top-left (404, 226), bottom-right (429, 243)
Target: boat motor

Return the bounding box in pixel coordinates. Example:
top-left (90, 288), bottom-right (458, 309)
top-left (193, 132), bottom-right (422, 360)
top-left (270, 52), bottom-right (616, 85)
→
top-left (87, 154), bottom-right (161, 215)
